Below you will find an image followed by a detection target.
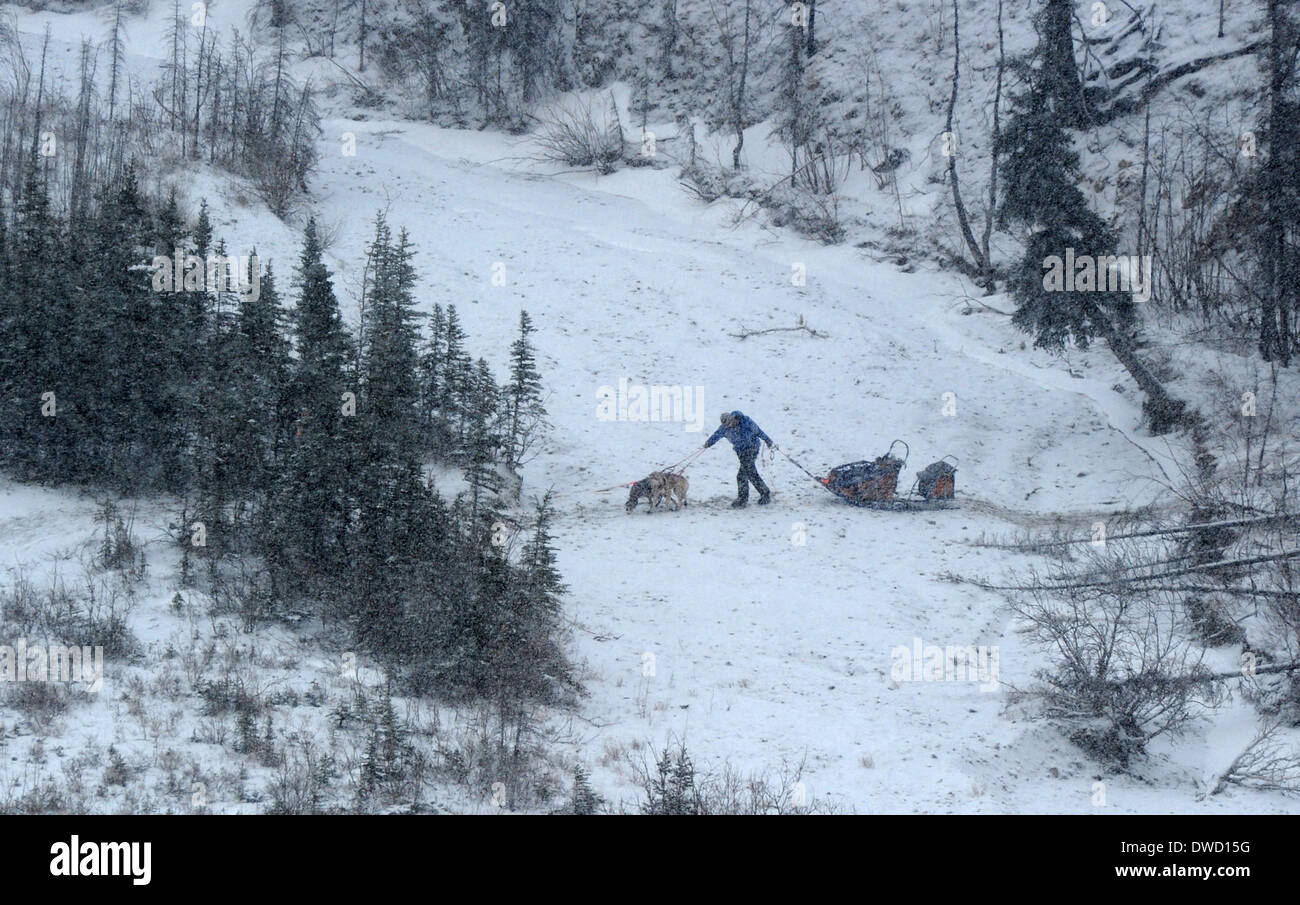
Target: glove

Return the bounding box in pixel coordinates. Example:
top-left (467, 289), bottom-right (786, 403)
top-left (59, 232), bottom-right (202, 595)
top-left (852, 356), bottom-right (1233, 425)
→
top-left (767, 440), bottom-right (777, 451)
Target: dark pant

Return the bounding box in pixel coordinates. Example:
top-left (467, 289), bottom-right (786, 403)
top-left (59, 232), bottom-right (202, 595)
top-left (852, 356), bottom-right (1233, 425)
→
top-left (735, 446), bottom-right (769, 501)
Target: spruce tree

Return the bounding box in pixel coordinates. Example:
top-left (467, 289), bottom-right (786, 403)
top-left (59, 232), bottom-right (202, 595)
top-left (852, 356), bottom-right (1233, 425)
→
top-left (997, 31), bottom-right (1188, 432)
top-left (504, 309), bottom-right (546, 468)
top-left (499, 494), bottom-right (573, 705)
top-left (271, 219), bottom-right (356, 586)
top-left (1252, 0), bottom-right (1300, 364)
top-left (440, 304), bottom-right (473, 452)
top-left (1038, 0), bottom-right (1089, 127)
top-left (2, 147), bottom-right (63, 478)
top-left (482, 494), bottom-right (573, 780)
top-left (193, 198), bottom-right (214, 260)
top-left (230, 258), bottom-right (291, 500)
top-left (462, 358), bottom-right (502, 524)
top-left (155, 187), bottom-right (186, 255)
top-left (352, 217), bottom-right (428, 652)
top-left (419, 303), bottom-right (449, 453)
top-left (775, 19), bottom-right (814, 182)
top-left (92, 163), bottom-right (189, 487)
top-left (193, 326), bottom-right (239, 563)
top-left (996, 63), bottom-right (1127, 352)
top-left (360, 216), bottom-right (422, 466)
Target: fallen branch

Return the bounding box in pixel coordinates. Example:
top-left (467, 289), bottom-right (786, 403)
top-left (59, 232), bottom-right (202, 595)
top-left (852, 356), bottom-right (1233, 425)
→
top-left (1044, 550), bottom-right (1202, 583)
top-left (1113, 661), bottom-right (1300, 689)
top-left (730, 316), bottom-right (827, 340)
top-left (325, 57), bottom-right (378, 96)
top-left (1101, 40), bottom-right (1267, 121)
top-left (1211, 721), bottom-right (1300, 797)
top-left (962, 299), bottom-right (1013, 316)
top-left (1119, 585), bottom-right (1300, 599)
top-left (960, 547), bottom-right (1300, 592)
top-left (974, 512), bottom-right (1300, 551)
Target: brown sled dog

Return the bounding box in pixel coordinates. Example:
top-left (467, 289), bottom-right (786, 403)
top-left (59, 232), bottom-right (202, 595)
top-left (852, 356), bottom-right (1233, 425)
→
top-left (625, 471), bottom-right (690, 512)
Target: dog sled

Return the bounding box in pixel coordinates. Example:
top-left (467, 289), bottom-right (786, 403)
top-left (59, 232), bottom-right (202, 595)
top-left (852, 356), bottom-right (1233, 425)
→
top-left (782, 441), bottom-right (958, 511)
top-left (604, 440), bottom-right (957, 514)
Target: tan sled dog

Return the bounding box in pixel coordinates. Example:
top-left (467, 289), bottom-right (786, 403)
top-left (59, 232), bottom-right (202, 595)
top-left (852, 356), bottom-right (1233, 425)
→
top-left (650, 471), bottom-right (689, 511)
top-left (626, 471), bottom-right (690, 512)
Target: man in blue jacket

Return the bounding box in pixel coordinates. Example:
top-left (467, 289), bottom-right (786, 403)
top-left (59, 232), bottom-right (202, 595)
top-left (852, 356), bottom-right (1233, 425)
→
top-left (703, 411), bottom-right (776, 507)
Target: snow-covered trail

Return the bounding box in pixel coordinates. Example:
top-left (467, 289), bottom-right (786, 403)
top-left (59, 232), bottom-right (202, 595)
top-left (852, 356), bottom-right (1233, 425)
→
top-left (287, 118), bottom-right (1278, 813)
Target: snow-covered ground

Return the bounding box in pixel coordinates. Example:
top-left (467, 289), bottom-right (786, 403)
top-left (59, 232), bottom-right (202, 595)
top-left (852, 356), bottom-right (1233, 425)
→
top-left (1, 0), bottom-right (1296, 814)
top-left (335, 120), bottom-right (1254, 813)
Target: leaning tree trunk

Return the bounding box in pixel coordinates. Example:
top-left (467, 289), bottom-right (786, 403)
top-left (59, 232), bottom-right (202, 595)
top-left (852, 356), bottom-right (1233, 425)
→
top-left (945, 0), bottom-right (991, 284)
top-left (1093, 310), bottom-right (1193, 434)
top-left (980, 0), bottom-right (1005, 289)
top-left (732, 0), bottom-right (752, 171)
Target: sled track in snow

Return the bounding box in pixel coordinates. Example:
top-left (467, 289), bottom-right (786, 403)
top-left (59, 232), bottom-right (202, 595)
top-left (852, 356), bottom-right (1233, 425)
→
top-left (956, 495), bottom-right (1183, 531)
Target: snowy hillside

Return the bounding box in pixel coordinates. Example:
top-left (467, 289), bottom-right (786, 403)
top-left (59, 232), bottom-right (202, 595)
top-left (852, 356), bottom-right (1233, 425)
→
top-left (0, 0), bottom-right (1298, 819)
